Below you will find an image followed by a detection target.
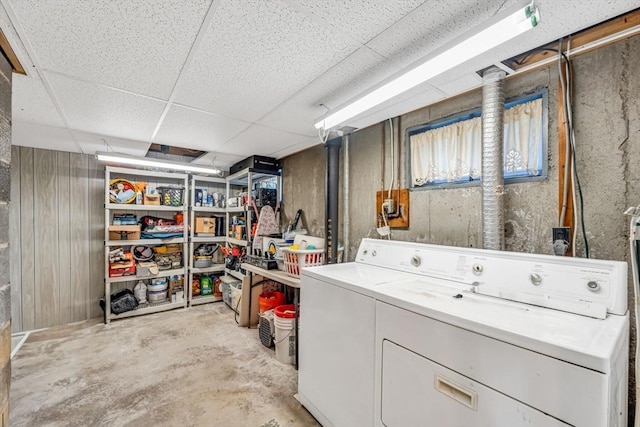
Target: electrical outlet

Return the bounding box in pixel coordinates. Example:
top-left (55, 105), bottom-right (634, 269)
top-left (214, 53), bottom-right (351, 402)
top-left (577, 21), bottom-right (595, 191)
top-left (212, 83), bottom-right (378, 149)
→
top-left (376, 189), bottom-right (410, 229)
top-left (552, 227), bottom-right (571, 256)
top-left (553, 227), bottom-right (570, 243)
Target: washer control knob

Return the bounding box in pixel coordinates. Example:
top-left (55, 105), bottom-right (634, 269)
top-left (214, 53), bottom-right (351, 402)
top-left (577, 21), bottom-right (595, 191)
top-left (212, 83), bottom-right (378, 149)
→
top-left (586, 281), bottom-right (600, 292)
top-left (411, 255), bottom-right (422, 267)
top-left (371, 250), bottom-right (377, 257)
top-left (472, 264), bottom-right (483, 275)
top-left (530, 273), bottom-right (542, 286)
top-left (363, 249), bottom-right (368, 256)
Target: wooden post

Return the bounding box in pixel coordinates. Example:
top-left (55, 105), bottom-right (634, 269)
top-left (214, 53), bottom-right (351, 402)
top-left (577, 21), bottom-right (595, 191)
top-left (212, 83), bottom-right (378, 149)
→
top-left (558, 59), bottom-right (574, 255)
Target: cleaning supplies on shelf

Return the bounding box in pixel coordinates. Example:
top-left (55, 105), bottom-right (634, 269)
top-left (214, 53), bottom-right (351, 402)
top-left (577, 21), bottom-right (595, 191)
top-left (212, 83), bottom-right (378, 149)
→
top-left (134, 280), bottom-right (147, 303)
top-left (200, 276), bottom-right (213, 296)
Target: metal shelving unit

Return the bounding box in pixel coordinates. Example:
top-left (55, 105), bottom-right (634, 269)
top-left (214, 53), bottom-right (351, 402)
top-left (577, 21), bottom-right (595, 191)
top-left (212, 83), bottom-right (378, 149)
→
top-left (225, 167), bottom-right (281, 257)
top-left (104, 166), bottom-right (189, 324)
top-left (102, 166), bottom-right (282, 320)
top-left (188, 175), bottom-right (227, 306)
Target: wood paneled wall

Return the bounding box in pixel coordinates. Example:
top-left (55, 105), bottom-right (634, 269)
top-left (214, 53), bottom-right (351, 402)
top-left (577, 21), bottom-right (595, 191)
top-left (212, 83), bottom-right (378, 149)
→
top-left (10, 146), bottom-right (104, 332)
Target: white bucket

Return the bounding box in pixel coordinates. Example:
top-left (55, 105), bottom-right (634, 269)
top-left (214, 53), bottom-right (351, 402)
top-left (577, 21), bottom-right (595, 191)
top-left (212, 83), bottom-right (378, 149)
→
top-left (274, 305), bottom-right (296, 365)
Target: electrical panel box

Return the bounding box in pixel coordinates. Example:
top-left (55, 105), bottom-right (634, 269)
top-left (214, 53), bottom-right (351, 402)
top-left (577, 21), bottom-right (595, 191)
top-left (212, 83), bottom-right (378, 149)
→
top-left (376, 189), bottom-right (410, 229)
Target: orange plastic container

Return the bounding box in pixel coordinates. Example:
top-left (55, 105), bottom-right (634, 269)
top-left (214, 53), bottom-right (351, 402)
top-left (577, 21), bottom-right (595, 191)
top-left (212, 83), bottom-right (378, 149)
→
top-left (259, 291), bottom-right (286, 313)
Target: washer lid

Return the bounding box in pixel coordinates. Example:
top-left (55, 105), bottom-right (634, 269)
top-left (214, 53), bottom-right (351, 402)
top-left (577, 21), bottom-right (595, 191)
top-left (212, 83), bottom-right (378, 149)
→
top-left (302, 263), bottom-right (416, 297)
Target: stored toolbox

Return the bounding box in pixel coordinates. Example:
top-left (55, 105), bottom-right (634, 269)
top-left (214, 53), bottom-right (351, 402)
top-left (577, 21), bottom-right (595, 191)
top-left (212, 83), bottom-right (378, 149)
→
top-left (230, 155), bottom-right (280, 174)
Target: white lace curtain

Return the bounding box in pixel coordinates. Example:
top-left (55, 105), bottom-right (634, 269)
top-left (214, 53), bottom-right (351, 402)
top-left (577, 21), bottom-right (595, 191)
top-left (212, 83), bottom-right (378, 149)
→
top-left (411, 98), bottom-right (543, 186)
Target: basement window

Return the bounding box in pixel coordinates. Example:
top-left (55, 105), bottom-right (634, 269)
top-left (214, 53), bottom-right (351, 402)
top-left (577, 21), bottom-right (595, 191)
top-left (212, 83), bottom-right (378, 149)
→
top-left (407, 89), bottom-right (548, 189)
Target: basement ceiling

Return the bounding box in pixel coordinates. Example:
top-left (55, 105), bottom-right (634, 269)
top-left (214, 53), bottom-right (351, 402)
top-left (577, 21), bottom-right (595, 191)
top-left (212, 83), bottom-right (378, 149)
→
top-left (1, 0), bottom-right (638, 170)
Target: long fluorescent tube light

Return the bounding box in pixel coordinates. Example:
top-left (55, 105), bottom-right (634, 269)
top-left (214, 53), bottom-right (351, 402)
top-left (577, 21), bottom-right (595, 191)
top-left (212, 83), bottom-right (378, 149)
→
top-left (315, 2), bottom-right (540, 130)
top-left (95, 151), bottom-right (222, 175)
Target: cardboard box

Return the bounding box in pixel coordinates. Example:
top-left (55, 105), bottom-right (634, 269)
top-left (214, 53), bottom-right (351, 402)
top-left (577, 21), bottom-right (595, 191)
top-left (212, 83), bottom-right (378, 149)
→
top-left (143, 193), bottom-right (161, 205)
top-left (195, 217), bottom-right (216, 234)
top-left (108, 225), bottom-right (141, 241)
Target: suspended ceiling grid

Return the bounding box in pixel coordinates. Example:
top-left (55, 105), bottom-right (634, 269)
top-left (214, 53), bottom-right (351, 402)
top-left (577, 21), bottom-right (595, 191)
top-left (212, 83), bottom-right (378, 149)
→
top-left (1, 0), bottom-right (638, 169)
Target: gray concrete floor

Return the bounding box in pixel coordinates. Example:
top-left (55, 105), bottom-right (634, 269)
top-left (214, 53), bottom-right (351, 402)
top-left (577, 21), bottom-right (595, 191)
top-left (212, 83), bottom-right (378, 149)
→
top-left (10, 303), bottom-right (320, 427)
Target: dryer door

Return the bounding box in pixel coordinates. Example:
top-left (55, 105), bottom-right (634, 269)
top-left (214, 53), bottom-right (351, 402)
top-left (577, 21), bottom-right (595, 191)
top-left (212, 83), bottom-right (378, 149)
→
top-left (380, 340), bottom-right (569, 427)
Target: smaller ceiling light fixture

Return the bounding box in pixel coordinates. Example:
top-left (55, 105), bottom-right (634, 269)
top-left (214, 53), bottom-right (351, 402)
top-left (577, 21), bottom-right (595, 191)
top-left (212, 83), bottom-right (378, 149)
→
top-left (95, 152), bottom-right (222, 175)
top-left (315, 2), bottom-right (540, 131)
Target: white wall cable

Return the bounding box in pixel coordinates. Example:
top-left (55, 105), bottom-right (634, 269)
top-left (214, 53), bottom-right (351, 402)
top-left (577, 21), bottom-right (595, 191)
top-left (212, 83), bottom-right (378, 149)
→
top-left (317, 125), bottom-right (330, 145)
top-left (382, 210), bottom-right (391, 240)
top-left (563, 38), bottom-right (579, 257)
top-left (558, 39), bottom-right (571, 229)
top-left (388, 118), bottom-right (395, 199)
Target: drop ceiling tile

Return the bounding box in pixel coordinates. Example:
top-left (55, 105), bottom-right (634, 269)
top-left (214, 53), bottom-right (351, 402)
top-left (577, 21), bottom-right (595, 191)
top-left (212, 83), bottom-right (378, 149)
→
top-left (71, 129), bottom-right (151, 157)
top-left (484, 0), bottom-right (640, 65)
top-left (12, 121), bottom-right (80, 153)
top-left (430, 73), bottom-right (482, 97)
top-left (257, 47), bottom-right (400, 136)
top-left (45, 72), bottom-right (166, 142)
top-left (8, 0), bottom-right (212, 98)
top-left (366, 0), bottom-right (520, 66)
top-left (346, 86), bottom-right (444, 130)
top-left (536, 0), bottom-right (640, 36)
top-left (0, 3), bottom-right (34, 72)
top-left (288, 0), bottom-right (427, 44)
top-left (269, 136), bottom-right (319, 160)
top-left (174, 0), bottom-right (360, 122)
top-left (191, 151), bottom-right (246, 170)
top-left (220, 124), bottom-right (314, 158)
top-left (12, 74), bottom-right (65, 127)
top-left (154, 105), bottom-right (251, 152)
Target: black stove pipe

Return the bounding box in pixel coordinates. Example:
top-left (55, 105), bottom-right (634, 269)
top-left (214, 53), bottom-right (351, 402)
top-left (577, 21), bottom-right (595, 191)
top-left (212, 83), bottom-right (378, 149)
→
top-left (325, 137), bottom-right (342, 264)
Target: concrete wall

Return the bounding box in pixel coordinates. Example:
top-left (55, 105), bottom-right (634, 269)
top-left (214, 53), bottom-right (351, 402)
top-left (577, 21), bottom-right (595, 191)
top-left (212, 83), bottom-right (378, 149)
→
top-left (281, 144), bottom-right (327, 238)
top-left (0, 53), bottom-right (11, 425)
top-left (282, 34), bottom-right (640, 420)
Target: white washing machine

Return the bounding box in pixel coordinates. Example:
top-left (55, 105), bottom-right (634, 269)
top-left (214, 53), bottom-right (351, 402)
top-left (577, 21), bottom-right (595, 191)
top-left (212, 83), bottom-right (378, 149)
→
top-left (298, 238), bottom-right (629, 427)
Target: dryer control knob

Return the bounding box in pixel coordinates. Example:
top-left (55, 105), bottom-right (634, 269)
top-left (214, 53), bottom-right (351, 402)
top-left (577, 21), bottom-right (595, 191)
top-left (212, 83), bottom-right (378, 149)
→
top-left (529, 272), bottom-right (542, 286)
top-left (411, 255), bottom-right (422, 267)
top-left (371, 250), bottom-right (377, 257)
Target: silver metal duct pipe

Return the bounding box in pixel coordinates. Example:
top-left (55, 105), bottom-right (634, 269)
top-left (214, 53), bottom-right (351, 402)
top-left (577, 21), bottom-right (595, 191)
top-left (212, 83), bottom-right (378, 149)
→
top-left (481, 67), bottom-right (506, 250)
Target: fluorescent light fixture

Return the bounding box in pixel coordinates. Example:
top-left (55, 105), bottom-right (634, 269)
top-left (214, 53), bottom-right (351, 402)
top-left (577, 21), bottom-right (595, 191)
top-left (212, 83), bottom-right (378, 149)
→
top-left (315, 2), bottom-right (540, 130)
top-left (95, 151), bottom-right (222, 175)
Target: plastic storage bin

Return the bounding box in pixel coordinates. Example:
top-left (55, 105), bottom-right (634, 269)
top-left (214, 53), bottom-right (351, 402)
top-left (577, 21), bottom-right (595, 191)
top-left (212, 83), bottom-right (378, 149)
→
top-left (157, 186), bottom-right (185, 206)
top-left (259, 291), bottom-right (285, 313)
top-left (221, 276), bottom-right (242, 312)
top-left (281, 248), bottom-right (325, 278)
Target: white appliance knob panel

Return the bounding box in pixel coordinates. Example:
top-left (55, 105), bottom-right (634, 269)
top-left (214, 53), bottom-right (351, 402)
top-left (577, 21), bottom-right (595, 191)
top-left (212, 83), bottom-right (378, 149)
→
top-left (411, 255), bottom-right (422, 267)
top-left (529, 272), bottom-right (542, 286)
top-left (586, 281), bottom-right (600, 292)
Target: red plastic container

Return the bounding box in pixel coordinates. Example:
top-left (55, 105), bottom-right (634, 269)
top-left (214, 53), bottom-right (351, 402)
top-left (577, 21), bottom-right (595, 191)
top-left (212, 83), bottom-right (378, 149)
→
top-left (259, 291), bottom-right (286, 313)
top-left (274, 304), bottom-right (297, 319)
